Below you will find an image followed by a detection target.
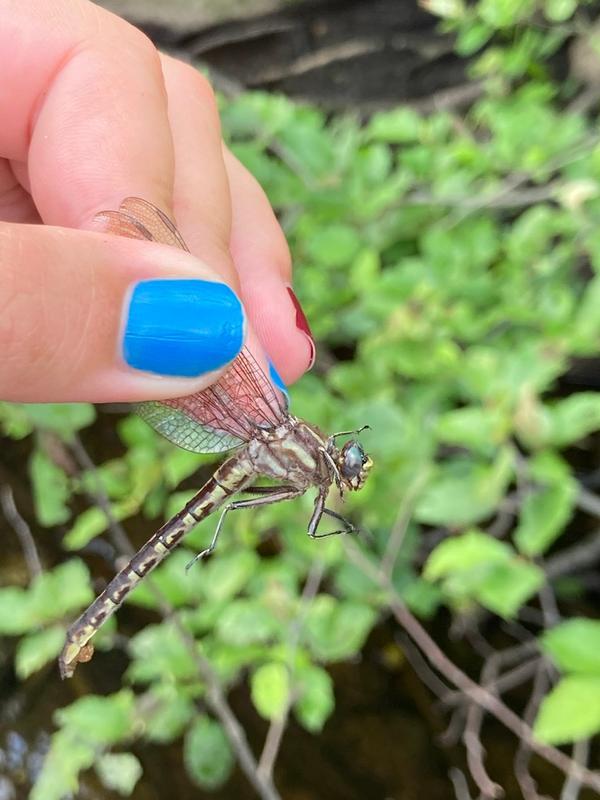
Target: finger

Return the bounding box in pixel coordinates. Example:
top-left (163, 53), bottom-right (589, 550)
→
top-left (1, 0), bottom-right (174, 226)
top-left (0, 160), bottom-right (38, 223)
top-left (224, 148), bottom-right (315, 383)
top-left (0, 223), bottom-right (245, 403)
top-left (158, 55), bottom-right (234, 287)
top-left (158, 54), bottom-right (314, 384)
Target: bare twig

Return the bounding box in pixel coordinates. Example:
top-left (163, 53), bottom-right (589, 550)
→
top-left (514, 662), bottom-right (553, 800)
top-left (346, 542), bottom-right (600, 793)
top-left (439, 705), bottom-right (467, 748)
top-left (449, 767), bottom-right (475, 800)
top-left (70, 435), bottom-right (133, 557)
top-left (400, 633), bottom-right (453, 700)
top-left (257, 560), bottom-right (324, 782)
top-left (575, 487), bottom-right (600, 519)
top-left (1, 484), bottom-right (42, 578)
top-left (381, 468), bottom-right (429, 579)
top-left (545, 528), bottom-right (600, 580)
top-left (561, 740), bottom-right (591, 800)
top-left (463, 701), bottom-right (503, 799)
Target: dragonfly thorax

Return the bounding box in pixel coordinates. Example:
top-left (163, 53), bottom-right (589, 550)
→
top-left (246, 419), bottom-right (331, 489)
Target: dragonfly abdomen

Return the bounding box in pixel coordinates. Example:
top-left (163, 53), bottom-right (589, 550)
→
top-left (59, 451), bottom-right (253, 678)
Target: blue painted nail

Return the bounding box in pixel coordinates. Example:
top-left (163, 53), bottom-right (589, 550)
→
top-left (123, 279), bottom-right (244, 377)
top-left (268, 360), bottom-right (289, 402)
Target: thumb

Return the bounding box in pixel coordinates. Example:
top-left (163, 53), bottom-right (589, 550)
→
top-left (0, 222), bottom-right (245, 403)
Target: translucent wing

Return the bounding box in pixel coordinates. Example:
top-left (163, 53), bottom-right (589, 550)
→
top-left (96, 197), bottom-right (288, 454)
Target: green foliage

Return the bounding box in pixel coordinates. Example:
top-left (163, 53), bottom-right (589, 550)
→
top-left (541, 618), bottom-right (600, 675)
top-left (184, 716), bottom-right (234, 789)
top-left (534, 676), bottom-right (600, 744)
top-left (424, 530), bottom-right (544, 617)
top-left (2, 1), bottom-right (600, 791)
top-left (251, 662), bottom-right (290, 720)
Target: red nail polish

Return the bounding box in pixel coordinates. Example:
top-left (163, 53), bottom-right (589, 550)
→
top-left (287, 287), bottom-right (316, 369)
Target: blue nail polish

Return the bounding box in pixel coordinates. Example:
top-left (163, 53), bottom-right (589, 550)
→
top-left (123, 279), bottom-right (244, 377)
top-left (268, 360), bottom-right (289, 403)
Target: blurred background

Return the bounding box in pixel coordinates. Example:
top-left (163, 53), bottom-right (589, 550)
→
top-left (1, 1), bottom-right (600, 798)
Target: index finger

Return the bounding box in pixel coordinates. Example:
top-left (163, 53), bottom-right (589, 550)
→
top-left (0, 0), bottom-right (174, 226)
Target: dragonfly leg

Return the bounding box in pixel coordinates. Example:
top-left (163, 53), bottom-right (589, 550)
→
top-left (328, 425), bottom-right (370, 443)
top-left (186, 487), bottom-right (303, 570)
top-left (307, 492), bottom-right (357, 539)
top-left (308, 492), bottom-right (357, 539)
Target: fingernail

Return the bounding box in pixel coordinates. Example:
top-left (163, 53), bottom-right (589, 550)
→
top-left (268, 360), bottom-right (289, 402)
top-left (287, 287), bottom-right (316, 369)
top-left (123, 279), bottom-right (244, 377)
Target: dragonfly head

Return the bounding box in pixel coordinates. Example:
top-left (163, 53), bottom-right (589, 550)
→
top-left (337, 440), bottom-right (373, 491)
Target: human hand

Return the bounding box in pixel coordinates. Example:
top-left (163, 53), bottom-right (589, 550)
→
top-left (0, 0), bottom-right (315, 403)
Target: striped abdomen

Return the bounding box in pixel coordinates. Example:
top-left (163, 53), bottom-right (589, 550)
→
top-left (59, 450), bottom-right (253, 678)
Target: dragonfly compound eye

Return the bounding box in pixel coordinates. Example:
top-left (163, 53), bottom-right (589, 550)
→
top-left (335, 440), bottom-right (368, 488)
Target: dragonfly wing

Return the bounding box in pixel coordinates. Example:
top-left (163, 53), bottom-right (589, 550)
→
top-left (137, 401), bottom-right (244, 454)
top-left (95, 198), bottom-right (289, 454)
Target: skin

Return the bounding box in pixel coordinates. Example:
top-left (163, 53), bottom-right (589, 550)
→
top-left (0, 0), bottom-right (313, 403)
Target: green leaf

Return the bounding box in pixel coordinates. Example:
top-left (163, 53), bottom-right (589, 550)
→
top-left (304, 225), bottom-right (361, 268)
top-left (436, 406), bottom-right (509, 451)
top-left (15, 625), bottom-right (65, 679)
top-left (0, 402), bottom-right (33, 439)
top-left (546, 393), bottom-right (600, 447)
top-left (475, 559), bottom-right (544, 618)
top-left (514, 479), bottom-right (576, 556)
top-left (63, 506), bottom-right (109, 550)
top-left (534, 676), bottom-right (600, 744)
top-left (544, 0), bottom-right (576, 22)
top-left (184, 715), bottom-right (234, 790)
top-left (29, 449), bottom-right (71, 526)
top-left (141, 685), bottom-right (195, 744)
top-left (251, 662), bottom-right (290, 721)
top-left (216, 599), bottom-right (281, 646)
top-left (202, 550), bottom-right (261, 602)
top-left (424, 530), bottom-right (512, 580)
top-left (30, 730), bottom-right (95, 800)
top-left (455, 20), bottom-right (493, 55)
top-left (24, 403), bottom-right (95, 437)
top-left (0, 587), bottom-right (37, 634)
top-left (415, 449), bottom-right (513, 527)
top-left (425, 531), bottom-right (544, 617)
top-left (29, 559), bottom-right (94, 622)
top-left (366, 108), bottom-right (422, 143)
top-left (56, 691), bottom-right (136, 745)
top-left (305, 597), bottom-right (377, 661)
top-left (0, 561), bottom-right (93, 634)
top-left (127, 623), bottom-right (198, 683)
top-left (95, 753), bottom-right (143, 796)
top-left (541, 619), bottom-right (600, 675)
top-left (294, 665), bottom-right (335, 732)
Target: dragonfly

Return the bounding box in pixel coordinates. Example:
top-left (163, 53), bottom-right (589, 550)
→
top-left (58, 198), bottom-right (372, 679)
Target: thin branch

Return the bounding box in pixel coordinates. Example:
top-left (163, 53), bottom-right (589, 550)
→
top-left (575, 487), bottom-right (600, 519)
top-left (400, 633), bottom-right (453, 700)
top-left (70, 435), bottom-right (133, 557)
top-left (514, 662), bottom-right (553, 800)
top-left (545, 528), bottom-right (600, 580)
top-left (257, 560), bottom-right (324, 782)
top-left (561, 740), bottom-right (591, 800)
top-left (449, 767), bottom-right (475, 800)
top-left (381, 467), bottom-right (430, 579)
top-left (463, 701), bottom-right (503, 799)
top-left (346, 542), bottom-right (600, 793)
top-left (1, 484), bottom-right (42, 579)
